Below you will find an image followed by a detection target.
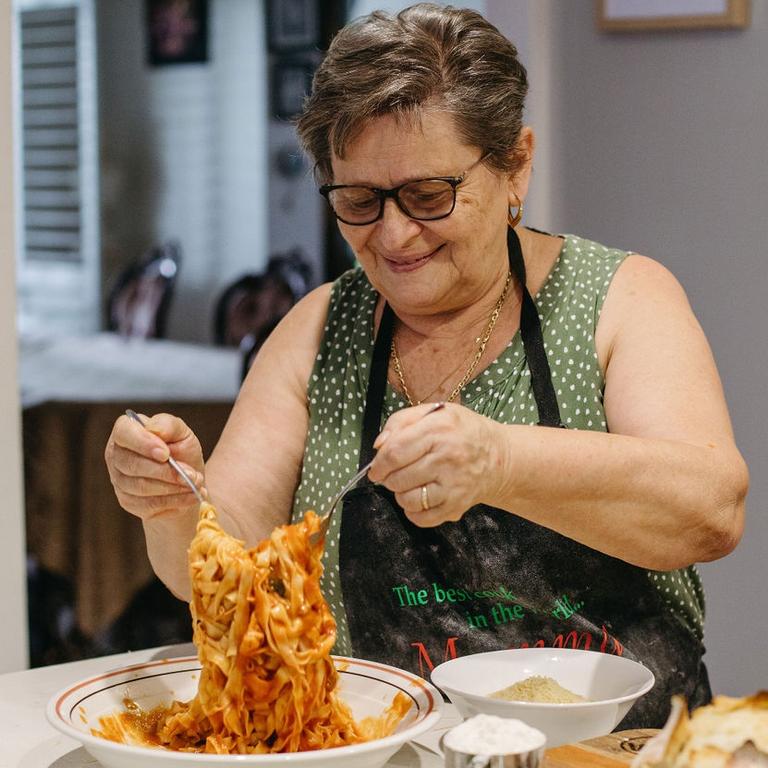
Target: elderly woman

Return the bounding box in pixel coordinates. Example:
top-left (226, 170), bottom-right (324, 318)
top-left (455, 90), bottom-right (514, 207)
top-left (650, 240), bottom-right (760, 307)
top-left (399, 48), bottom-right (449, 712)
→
top-left (105, 4), bottom-right (747, 727)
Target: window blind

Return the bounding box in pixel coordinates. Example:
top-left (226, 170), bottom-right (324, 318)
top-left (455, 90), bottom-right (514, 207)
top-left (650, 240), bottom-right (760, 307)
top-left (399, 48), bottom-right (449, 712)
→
top-left (19, 5), bottom-right (81, 264)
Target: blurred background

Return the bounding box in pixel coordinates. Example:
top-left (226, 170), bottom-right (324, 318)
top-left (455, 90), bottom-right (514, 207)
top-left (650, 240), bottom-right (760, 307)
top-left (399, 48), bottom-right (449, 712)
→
top-left (1, 0), bottom-right (766, 697)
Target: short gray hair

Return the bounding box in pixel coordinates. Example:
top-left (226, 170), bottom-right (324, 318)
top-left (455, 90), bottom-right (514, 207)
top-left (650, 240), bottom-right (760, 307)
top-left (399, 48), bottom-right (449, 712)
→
top-left (296, 3), bottom-right (529, 182)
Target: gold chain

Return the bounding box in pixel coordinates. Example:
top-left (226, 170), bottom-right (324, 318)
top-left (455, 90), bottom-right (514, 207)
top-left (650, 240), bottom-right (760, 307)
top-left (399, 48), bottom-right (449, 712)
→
top-left (390, 270), bottom-right (513, 406)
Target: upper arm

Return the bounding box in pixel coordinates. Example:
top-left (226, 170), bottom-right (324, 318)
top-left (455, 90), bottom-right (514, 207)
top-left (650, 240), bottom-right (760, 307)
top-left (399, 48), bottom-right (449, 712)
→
top-left (596, 254), bottom-right (736, 448)
top-left (204, 283), bottom-right (332, 545)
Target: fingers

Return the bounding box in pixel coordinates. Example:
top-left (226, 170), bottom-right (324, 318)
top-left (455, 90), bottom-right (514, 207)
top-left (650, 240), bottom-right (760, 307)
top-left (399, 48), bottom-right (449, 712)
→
top-left (141, 412), bottom-right (203, 460)
top-left (105, 412), bottom-right (205, 521)
top-left (369, 404), bottom-right (454, 525)
top-left (393, 482), bottom-right (464, 526)
top-left (114, 413), bottom-right (199, 460)
top-left (399, 480), bottom-right (440, 514)
top-left (368, 403), bottom-right (496, 527)
top-left (113, 486), bottom-right (202, 521)
top-left (108, 413), bottom-right (203, 469)
top-left (369, 403), bottom-right (448, 484)
top-left (110, 413), bottom-right (169, 461)
top-left (107, 445), bottom-right (202, 518)
top-left (373, 402), bottom-right (444, 450)
top-left (109, 446), bottom-right (204, 494)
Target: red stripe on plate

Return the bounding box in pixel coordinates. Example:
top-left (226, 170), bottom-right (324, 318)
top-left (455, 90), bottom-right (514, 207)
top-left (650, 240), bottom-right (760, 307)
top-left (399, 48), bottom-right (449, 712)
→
top-left (335, 657), bottom-right (438, 716)
top-left (54, 656), bottom-right (199, 719)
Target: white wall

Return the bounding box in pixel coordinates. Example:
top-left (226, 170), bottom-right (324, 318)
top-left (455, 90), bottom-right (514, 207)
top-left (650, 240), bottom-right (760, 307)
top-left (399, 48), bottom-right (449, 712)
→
top-left (267, 119), bottom-right (324, 282)
top-left (486, 0), bottom-right (554, 228)
top-left (97, 0), bottom-right (269, 342)
top-left (0, 0), bottom-right (29, 672)
top-left (490, 0), bottom-right (767, 694)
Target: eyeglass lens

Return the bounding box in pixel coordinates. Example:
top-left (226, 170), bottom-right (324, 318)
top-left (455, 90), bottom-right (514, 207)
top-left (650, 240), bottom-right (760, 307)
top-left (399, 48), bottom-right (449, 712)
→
top-left (328, 179), bottom-right (456, 225)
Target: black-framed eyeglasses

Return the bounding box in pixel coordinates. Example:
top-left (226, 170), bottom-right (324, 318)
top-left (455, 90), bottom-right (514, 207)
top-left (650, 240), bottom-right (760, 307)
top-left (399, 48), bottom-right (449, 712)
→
top-left (319, 155), bottom-right (487, 226)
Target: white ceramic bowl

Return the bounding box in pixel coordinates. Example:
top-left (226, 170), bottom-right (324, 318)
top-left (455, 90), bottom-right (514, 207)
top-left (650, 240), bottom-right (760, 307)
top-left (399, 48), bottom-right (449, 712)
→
top-left (47, 655), bottom-right (443, 768)
top-left (431, 648), bottom-right (654, 748)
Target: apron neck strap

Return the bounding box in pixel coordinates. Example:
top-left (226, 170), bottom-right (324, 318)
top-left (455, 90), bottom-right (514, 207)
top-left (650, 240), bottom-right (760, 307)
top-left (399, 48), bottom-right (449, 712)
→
top-left (359, 227), bottom-right (563, 468)
top-left (360, 301), bottom-right (397, 468)
top-left (507, 226), bottom-right (564, 430)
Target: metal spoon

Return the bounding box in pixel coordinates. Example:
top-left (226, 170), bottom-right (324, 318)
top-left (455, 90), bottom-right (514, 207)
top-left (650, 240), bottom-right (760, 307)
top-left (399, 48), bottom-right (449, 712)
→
top-left (309, 401), bottom-right (446, 546)
top-left (125, 409), bottom-right (204, 504)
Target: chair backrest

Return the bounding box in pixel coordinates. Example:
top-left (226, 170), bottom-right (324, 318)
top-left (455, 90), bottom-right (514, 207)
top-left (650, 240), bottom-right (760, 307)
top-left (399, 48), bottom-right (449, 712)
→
top-left (107, 241), bottom-right (181, 339)
top-left (213, 249), bottom-right (312, 379)
top-left (212, 273), bottom-right (291, 347)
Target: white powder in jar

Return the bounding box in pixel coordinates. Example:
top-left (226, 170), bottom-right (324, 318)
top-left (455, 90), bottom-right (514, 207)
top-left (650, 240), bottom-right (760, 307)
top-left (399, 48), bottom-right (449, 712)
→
top-left (443, 713), bottom-right (546, 755)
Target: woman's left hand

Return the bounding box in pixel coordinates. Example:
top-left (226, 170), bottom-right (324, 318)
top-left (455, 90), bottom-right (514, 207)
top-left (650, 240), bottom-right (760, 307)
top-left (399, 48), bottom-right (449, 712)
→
top-left (367, 402), bottom-right (502, 525)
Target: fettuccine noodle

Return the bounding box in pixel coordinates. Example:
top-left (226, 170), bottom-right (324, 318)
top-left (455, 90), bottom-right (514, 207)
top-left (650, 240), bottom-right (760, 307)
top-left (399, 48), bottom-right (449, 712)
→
top-left (95, 503), bottom-right (410, 753)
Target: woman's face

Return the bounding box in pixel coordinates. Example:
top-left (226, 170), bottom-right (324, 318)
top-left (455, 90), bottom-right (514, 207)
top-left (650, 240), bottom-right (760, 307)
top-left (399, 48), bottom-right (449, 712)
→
top-left (329, 112), bottom-right (529, 318)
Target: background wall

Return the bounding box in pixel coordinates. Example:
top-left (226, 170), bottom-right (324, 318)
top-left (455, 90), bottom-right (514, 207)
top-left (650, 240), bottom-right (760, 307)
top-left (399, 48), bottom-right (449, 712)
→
top-left (98, 0), bottom-right (270, 342)
top-left (0, 0), bottom-right (29, 672)
top-left (491, 0), bottom-right (767, 694)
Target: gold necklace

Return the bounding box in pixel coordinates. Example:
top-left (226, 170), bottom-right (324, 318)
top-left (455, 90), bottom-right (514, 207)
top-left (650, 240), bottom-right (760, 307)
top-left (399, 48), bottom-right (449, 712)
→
top-left (390, 270), bottom-right (513, 406)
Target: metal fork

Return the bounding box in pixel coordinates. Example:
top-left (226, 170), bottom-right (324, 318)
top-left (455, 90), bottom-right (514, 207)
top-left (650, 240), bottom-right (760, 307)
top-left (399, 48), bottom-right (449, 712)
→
top-left (125, 409), bottom-right (204, 504)
top-left (309, 402), bottom-right (446, 546)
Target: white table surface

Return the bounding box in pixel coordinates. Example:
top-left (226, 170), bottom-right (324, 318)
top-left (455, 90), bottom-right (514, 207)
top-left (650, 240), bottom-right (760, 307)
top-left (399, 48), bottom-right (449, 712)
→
top-left (0, 645), bottom-right (461, 768)
top-left (19, 332), bottom-right (241, 408)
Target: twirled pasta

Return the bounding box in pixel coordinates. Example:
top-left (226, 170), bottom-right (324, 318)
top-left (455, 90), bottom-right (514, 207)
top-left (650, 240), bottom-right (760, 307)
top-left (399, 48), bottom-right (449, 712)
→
top-left (95, 503), bottom-right (409, 753)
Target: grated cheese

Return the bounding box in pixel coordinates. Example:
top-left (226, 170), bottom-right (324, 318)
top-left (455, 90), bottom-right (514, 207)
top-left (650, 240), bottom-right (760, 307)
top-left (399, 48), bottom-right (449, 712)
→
top-left (490, 675), bottom-right (586, 704)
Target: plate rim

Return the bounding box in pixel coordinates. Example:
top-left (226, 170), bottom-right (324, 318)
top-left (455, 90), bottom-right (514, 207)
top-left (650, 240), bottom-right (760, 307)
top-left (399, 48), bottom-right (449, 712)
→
top-left (46, 654), bottom-right (444, 763)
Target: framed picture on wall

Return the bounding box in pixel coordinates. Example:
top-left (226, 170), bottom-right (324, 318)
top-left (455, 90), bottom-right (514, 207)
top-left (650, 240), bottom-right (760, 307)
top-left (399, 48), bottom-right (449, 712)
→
top-left (267, 0), bottom-right (319, 52)
top-left (596, 0), bottom-right (750, 32)
top-left (271, 60), bottom-right (314, 120)
top-left (146, 0), bottom-right (209, 65)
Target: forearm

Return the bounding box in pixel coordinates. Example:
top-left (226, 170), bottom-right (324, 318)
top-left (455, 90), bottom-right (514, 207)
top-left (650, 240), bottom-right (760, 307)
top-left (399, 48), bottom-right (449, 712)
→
top-left (485, 423), bottom-right (747, 570)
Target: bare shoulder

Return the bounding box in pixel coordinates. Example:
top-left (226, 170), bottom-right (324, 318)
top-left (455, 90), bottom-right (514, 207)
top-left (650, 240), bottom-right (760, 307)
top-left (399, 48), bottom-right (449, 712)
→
top-left (608, 253), bottom-right (690, 304)
top-left (595, 251), bottom-right (740, 451)
top-left (596, 253), bottom-right (694, 369)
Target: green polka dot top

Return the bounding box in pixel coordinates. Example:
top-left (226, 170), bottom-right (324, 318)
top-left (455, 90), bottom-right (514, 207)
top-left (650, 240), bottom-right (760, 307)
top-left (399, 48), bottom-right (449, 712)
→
top-left (291, 233), bottom-right (706, 655)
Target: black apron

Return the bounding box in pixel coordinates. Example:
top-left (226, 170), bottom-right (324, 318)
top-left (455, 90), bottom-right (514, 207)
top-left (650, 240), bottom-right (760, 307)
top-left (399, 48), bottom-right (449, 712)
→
top-left (338, 227), bottom-right (711, 728)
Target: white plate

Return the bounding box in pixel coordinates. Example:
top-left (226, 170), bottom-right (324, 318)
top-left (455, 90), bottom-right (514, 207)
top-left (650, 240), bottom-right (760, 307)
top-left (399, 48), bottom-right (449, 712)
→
top-left (47, 655), bottom-right (443, 768)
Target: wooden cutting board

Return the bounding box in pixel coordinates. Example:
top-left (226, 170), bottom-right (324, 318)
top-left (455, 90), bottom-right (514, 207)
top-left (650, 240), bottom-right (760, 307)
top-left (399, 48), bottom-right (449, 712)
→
top-left (544, 729), bottom-right (659, 767)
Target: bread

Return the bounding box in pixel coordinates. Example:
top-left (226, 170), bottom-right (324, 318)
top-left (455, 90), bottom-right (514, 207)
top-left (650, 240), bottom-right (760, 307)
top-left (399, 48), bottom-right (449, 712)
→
top-left (632, 692), bottom-right (768, 768)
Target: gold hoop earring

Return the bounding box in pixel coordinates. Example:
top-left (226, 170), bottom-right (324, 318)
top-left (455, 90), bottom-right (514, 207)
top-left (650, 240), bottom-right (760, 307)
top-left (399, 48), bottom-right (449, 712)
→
top-left (508, 199), bottom-right (524, 228)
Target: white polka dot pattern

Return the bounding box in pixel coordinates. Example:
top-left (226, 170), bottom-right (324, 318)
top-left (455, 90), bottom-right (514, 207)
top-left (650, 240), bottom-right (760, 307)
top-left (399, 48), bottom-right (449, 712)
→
top-left (291, 234), bottom-right (706, 654)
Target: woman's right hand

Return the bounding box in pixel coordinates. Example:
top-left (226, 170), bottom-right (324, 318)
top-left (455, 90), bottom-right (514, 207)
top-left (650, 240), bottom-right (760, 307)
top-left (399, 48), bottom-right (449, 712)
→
top-left (105, 412), bottom-right (206, 522)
